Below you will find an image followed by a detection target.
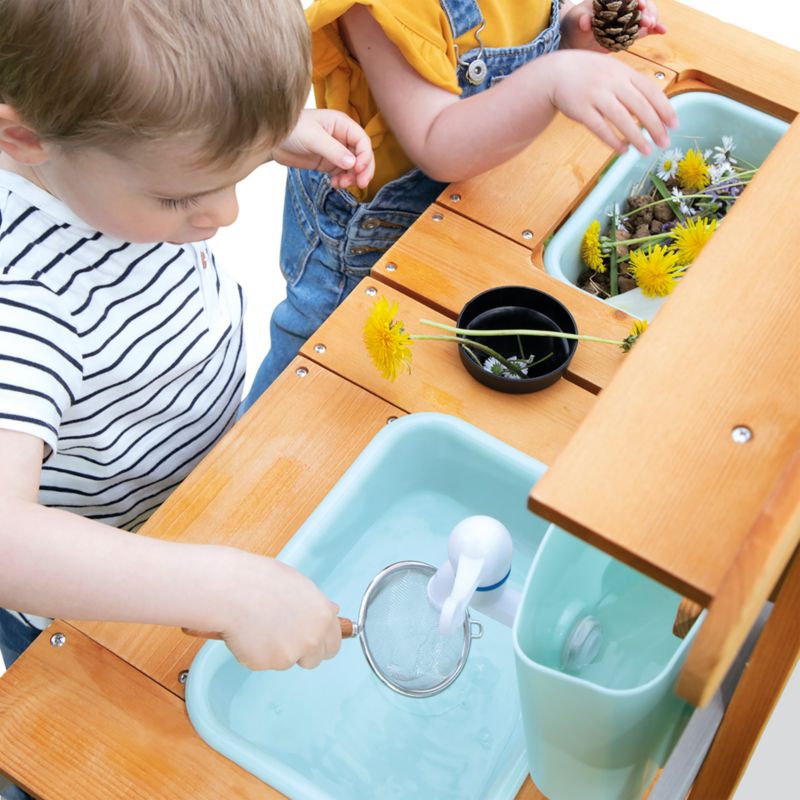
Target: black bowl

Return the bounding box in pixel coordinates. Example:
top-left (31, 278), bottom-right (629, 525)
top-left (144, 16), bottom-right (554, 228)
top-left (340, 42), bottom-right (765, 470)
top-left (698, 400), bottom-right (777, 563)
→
top-left (456, 286), bottom-right (578, 394)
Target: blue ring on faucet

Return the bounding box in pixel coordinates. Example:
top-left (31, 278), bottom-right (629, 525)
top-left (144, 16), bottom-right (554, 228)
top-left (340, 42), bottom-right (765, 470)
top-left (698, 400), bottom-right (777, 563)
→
top-left (476, 567), bottom-right (511, 592)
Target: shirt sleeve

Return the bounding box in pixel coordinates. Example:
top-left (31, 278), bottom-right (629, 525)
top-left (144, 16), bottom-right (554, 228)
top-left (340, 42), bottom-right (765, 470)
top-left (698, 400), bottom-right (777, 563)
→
top-left (0, 280), bottom-right (83, 456)
top-left (307, 0), bottom-right (461, 96)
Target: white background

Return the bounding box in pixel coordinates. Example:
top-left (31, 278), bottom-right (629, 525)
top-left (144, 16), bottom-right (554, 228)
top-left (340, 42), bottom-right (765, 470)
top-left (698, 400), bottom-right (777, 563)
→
top-left (2, 1), bottom-right (798, 798)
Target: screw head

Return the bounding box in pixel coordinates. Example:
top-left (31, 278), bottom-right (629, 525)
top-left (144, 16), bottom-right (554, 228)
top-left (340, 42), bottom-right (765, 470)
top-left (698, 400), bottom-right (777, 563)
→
top-left (385, 262), bottom-right (397, 272)
top-left (731, 425), bottom-right (753, 444)
top-left (521, 229), bottom-right (534, 240)
top-left (431, 212), bottom-right (444, 222)
top-left (365, 286), bottom-right (378, 297)
top-left (178, 670), bottom-right (189, 684)
top-left (386, 416), bottom-right (398, 424)
top-left (449, 193), bottom-right (461, 202)
top-left (295, 366), bottom-right (308, 377)
top-left (655, 72), bottom-right (666, 80)
top-left (50, 632), bottom-right (66, 647)
top-left (313, 343), bottom-right (326, 354)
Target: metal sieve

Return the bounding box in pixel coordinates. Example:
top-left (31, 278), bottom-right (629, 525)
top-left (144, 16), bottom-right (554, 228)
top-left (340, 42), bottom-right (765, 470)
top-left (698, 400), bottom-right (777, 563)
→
top-left (341, 560), bottom-right (483, 698)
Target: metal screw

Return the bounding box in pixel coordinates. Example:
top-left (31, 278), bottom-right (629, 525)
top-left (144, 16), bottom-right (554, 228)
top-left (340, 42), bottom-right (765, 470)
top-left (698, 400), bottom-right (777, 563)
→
top-left (178, 670), bottom-right (189, 684)
top-left (313, 343), bottom-right (327, 354)
top-left (731, 426), bottom-right (753, 444)
top-left (365, 286), bottom-right (378, 297)
top-left (432, 212), bottom-right (444, 222)
top-left (386, 416), bottom-right (398, 424)
top-left (385, 262), bottom-right (397, 272)
top-left (655, 72), bottom-right (666, 80)
top-left (295, 366), bottom-right (308, 377)
top-left (449, 193), bottom-right (462, 202)
top-left (50, 632), bottom-right (66, 648)
top-left (521, 229), bottom-right (534, 240)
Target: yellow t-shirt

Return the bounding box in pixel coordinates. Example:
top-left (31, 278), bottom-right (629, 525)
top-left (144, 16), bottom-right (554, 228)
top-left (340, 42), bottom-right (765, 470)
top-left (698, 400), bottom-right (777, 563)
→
top-left (307, 0), bottom-right (554, 201)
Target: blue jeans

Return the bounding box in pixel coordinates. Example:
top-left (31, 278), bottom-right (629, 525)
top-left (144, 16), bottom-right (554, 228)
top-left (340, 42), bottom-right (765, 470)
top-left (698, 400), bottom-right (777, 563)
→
top-left (0, 610), bottom-right (40, 800)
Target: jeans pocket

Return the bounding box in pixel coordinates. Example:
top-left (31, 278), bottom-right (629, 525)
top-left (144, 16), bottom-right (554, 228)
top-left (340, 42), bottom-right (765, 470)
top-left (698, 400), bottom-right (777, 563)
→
top-left (279, 174), bottom-right (321, 287)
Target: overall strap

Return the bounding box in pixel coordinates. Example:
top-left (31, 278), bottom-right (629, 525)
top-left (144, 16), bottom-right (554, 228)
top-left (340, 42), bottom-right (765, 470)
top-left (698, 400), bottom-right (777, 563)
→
top-left (438, 0), bottom-right (483, 39)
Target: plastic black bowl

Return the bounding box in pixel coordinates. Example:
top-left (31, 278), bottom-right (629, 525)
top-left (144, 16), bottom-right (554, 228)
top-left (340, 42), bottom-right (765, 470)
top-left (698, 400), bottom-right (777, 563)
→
top-left (456, 286), bottom-right (578, 394)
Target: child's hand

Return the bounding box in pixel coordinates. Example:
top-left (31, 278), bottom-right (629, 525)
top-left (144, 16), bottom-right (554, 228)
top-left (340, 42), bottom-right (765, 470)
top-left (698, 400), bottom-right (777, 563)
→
top-left (272, 109), bottom-right (375, 190)
top-left (208, 549), bottom-right (342, 670)
top-left (561, 0), bottom-right (667, 52)
top-left (544, 50), bottom-right (676, 154)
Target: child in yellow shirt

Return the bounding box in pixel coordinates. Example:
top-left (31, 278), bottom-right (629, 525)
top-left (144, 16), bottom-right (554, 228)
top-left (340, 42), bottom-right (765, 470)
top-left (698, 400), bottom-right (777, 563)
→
top-left (243, 0), bottom-right (673, 408)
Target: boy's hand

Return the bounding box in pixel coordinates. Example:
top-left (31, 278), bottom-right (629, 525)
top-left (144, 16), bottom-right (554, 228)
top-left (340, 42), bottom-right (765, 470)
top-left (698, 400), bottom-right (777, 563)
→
top-left (209, 549), bottom-right (342, 670)
top-left (544, 50), bottom-right (676, 154)
top-left (561, 0), bottom-right (667, 52)
top-left (272, 109), bottom-right (375, 190)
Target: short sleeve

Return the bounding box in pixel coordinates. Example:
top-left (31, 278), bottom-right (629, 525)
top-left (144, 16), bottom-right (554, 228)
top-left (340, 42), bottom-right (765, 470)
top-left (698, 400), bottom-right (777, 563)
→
top-left (0, 280), bottom-right (83, 455)
top-left (307, 0), bottom-right (461, 95)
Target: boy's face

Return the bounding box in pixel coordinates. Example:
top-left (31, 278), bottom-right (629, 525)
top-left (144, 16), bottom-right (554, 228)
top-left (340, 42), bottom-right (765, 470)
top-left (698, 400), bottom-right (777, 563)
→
top-left (19, 138), bottom-right (270, 245)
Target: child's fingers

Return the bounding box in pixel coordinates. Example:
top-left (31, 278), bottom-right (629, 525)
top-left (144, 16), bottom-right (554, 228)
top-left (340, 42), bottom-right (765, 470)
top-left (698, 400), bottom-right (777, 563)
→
top-left (582, 108), bottom-right (626, 154)
top-left (633, 72), bottom-right (678, 129)
top-left (600, 99), bottom-right (651, 155)
top-left (619, 85), bottom-right (670, 149)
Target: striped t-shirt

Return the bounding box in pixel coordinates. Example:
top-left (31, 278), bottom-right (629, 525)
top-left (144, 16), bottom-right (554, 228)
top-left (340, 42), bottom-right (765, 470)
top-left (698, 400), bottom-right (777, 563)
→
top-left (0, 170), bottom-right (246, 629)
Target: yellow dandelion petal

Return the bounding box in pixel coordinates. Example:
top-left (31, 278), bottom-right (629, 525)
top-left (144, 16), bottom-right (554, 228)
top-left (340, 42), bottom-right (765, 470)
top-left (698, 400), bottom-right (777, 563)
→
top-left (621, 318), bottom-right (648, 352)
top-left (580, 220), bottom-right (606, 273)
top-left (363, 296), bottom-right (413, 381)
top-left (628, 245), bottom-right (686, 297)
top-left (676, 148), bottom-right (711, 193)
top-left (670, 216), bottom-right (717, 264)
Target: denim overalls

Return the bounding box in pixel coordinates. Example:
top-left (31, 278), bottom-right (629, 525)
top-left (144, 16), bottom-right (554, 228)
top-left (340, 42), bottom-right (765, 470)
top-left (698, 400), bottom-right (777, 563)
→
top-left (242, 0), bottom-right (561, 410)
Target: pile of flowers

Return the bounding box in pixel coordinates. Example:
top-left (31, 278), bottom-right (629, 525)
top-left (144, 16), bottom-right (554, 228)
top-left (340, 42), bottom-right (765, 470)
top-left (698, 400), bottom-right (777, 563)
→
top-left (579, 136), bottom-right (755, 299)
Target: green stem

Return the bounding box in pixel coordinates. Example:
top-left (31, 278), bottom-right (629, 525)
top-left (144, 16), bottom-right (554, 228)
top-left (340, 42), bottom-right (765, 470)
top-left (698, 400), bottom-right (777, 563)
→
top-left (411, 334), bottom-right (526, 376)
top-left (418, 320), bottom-right (626, 347)
top-left (603, 232), bottom-right (671, 251)
top-left (617, 185), bottom-right (751, 219)
top-left (609, 207), bottom-right (619, 297)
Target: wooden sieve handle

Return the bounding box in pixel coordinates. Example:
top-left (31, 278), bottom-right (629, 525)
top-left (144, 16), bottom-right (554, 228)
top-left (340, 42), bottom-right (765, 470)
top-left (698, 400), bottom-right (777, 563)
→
top-left (183, 616), bottom-right (357, 640)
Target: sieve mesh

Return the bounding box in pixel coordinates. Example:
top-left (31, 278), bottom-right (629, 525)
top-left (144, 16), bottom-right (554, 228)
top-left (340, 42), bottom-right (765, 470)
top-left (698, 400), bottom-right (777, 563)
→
top-left (360, 564), bottom-right (468, 694)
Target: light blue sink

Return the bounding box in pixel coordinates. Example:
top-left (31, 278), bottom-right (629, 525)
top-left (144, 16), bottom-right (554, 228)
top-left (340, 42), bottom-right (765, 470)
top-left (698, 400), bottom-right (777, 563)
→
top-left (543, 91), bottom-right (789, 319)
top-left (186, 413), bottom-right (549, 799)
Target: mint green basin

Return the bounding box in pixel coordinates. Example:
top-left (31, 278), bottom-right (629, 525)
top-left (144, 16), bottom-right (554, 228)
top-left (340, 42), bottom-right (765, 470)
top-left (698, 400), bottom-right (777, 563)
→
top-left (543, 91), bottom-right (788, 320)
top-left (513, 526), bottom-right (701, 800)
top-left (186, 413), bottom-right (549, 799)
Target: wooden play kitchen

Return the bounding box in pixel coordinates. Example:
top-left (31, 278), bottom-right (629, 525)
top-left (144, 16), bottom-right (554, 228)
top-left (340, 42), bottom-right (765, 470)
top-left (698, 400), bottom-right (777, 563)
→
top-left (1, 1), bottom-right (799, 797)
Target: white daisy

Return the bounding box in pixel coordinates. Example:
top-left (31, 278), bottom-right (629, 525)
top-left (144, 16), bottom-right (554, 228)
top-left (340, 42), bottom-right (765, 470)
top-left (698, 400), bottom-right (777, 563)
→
top-left (670, 187), bottom-right (692, 216)
top-left (656, 148), bottom-right (682, 180)
top-left (713, 135), bottom-right (737, 165)
top-left (708, 161), bottom-right (733, 185)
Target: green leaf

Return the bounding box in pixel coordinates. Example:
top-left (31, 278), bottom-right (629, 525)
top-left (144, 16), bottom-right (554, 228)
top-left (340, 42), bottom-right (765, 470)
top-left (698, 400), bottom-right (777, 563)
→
top-left (650, 173), bottom-right (686, 223)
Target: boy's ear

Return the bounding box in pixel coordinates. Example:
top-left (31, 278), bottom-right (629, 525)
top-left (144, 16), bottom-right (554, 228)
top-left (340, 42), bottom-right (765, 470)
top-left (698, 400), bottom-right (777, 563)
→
top-left (0, 105), bottom-right (48, 165)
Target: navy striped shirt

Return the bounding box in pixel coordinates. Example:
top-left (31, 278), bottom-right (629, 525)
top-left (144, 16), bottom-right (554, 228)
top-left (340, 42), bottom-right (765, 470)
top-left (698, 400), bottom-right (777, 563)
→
top-left (0, 170), bottom-right (246, 629)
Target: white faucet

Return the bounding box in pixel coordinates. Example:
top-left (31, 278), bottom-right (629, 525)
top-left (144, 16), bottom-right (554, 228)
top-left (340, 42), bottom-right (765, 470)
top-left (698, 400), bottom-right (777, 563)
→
top-left (428, 515), bottom-right (521, 635)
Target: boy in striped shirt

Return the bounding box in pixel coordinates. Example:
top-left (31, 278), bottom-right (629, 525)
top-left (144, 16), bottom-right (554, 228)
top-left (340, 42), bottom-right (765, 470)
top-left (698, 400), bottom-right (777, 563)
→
top-left (0, 0), bottom-right (373, 697)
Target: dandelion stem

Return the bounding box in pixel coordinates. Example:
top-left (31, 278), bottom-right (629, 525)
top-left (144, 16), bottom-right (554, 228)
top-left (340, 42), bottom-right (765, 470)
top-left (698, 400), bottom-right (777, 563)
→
top-left (418, 320), bottom-right (626, 347)
top-left (603, 232), bottom-right (671, 250)
top-left (410, 334), bottom-right (526, 376)
top-left (610, 207), bottom-right (619, 296)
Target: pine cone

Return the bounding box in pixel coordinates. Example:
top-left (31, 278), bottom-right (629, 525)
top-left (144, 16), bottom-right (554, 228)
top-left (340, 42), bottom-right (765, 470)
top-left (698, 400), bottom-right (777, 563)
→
top-left (592, 0), bottom-right (641, 52)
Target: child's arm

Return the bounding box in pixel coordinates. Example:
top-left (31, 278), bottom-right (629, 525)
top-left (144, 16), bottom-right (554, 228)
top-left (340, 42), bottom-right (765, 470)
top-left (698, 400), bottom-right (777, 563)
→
top-left (338, 5), bottom-right (676, 183)
top-left (271, 108), bottom-right (376, 190)
top-left (0, 429), bottom-right (341, 670)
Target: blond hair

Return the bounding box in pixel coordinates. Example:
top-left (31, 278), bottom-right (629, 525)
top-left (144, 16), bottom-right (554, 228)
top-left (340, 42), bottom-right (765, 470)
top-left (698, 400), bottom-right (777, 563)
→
top-left (0, 0), bottom-right (310, 162)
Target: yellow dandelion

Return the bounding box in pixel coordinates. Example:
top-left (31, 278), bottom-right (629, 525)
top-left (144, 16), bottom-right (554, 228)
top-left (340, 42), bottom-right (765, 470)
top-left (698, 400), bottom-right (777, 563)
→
top-left (628, 245), bottom-right (686, 297)
top-left (621, 319), bottom-right (648, 352)
top-left (363, 296), bottom-right (413, 381)
top-left (670, 216), bottom-right (717, 264)
top-left (580, 220), bottom-right (606, 273)
top-left (676, 148), bottom-right (710, 193)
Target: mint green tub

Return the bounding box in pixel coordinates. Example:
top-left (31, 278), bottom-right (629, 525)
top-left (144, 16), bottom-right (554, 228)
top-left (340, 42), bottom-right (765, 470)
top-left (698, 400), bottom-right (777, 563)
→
top-left (543, 91), bottom-right (788, 320)
top-left (513, 526), bottom-right (702, 800)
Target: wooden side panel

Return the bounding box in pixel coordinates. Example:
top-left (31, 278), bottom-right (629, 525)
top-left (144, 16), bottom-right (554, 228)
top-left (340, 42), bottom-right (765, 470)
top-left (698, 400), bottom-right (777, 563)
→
top-left (0, 624), bottom-right (279, 800)
top-left (437, 53), bottom-right (676, 249)
top-left (632, 0), bottom-right (800, 118)
top-left (73, 359), bottom-right (406, 694)
top-left (372, 206), bottom-right (634, 393)
top-left (530, 121), bottom-right (800, 604)
top-left (299, 279), bottom-right (595, 465)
